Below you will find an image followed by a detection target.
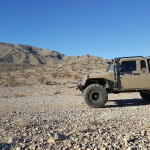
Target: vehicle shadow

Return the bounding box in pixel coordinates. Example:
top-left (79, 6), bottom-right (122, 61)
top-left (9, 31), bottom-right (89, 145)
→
top-left (105, 98), bottom-right (150, 108)
top-left (0, 143), bottom-right (12, 150)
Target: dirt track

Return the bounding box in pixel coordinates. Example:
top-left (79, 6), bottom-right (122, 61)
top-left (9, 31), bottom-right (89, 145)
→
top-left (0, 85), bottom-right (150, 150)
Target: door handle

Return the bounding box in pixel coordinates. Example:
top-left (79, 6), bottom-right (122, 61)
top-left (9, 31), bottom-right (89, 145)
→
top-left (133, 73), bottom-right (140, 75)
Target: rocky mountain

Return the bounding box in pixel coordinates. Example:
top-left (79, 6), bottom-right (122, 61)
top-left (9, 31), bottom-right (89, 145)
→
top-left (0, 42), bottom-right (71, 65)
top-left (0, 42), bottom-right (105, 65)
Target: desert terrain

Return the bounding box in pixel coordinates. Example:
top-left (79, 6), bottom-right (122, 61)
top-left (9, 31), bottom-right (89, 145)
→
top-left (0, 43), bottom-right (150, 150)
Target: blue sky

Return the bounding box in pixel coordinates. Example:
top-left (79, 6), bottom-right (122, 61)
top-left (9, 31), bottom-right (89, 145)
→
top-left (0, 0), bottom-right (150, 59)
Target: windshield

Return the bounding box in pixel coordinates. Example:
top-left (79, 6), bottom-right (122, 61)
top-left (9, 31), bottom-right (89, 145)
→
top-left (106, 64), bottom-right (114, 72)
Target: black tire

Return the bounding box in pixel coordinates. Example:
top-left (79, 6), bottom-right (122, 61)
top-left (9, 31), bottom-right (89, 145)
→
top-left (83, 84), bottom-right (108, 108)
top-left (140, 91), bottom-right (150, 101)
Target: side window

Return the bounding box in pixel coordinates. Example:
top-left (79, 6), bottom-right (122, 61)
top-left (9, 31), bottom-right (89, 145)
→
top-left (140, 60), bottom-right (146, 71)
top-left (121, 61), bottom-right (136, 72)
top-left (148, 59), bottom-right (150, 72)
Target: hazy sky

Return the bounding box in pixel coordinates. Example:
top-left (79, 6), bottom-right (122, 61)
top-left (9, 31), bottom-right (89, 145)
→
top-left (0, 0), bottom-right (150, 59)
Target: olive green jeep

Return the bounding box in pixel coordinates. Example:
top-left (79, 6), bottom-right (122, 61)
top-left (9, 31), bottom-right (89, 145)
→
top-left (76, 56), bottom-right (150, 108)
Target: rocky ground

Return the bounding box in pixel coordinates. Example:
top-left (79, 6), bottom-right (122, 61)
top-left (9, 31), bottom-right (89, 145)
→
top-left (0, 85), bottom-right (150, 150)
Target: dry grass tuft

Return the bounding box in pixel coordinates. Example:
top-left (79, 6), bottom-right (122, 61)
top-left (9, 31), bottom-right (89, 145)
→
top-left (61, 81), bottom-right (67, 85)
top-left (37, 76), bottom-right (46, 83)
top-left (74, 74), bottom-right (81, 80)
top-left (9, 75), bottom-right (15, 81)
top-left (43, 80), bottom-right (51, 85)
top-left (1, 95), bottom-right (10, 98)
top-left (6, 75), bottom-right (21, 86)
top-left (0, 74), bottom-right (2, 79)
top-left (13, 93), bottom-right (27, 98)
top-left (74, 93), bottom-right (82, 96)
top-left (21, 72), bottom-right (30, 78)
top-left (89, 121), bottom-right (98, 126)
top-left (52, 72), bottom-right (72, 78)
top-left (52, 73), bottom-right (59, 78)
top-left (52, 90), bottom-right (61, 95)
top-left (62, 73), bottom-right (72, 78)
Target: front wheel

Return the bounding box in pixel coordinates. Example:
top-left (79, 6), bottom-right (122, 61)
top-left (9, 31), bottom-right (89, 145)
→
top-left (83, 84), bottom-right (108, 108)
top-left (140, 91), bottom-right (150, 101)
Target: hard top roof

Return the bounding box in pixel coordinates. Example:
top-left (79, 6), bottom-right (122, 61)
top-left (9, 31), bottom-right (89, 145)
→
top-left (114, 56), bottom-right (150, 60)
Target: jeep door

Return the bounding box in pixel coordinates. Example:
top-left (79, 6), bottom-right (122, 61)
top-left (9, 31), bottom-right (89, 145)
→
top-left (138, 59), bottom-right (150, 89)
top-left (119, 60), bottom-right (140, 90)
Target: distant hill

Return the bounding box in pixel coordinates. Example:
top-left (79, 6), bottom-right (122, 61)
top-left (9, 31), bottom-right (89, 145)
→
top-left (0, 42), bottom-right (70, 65)
top-left (0, 42), bottom-right (106, 65)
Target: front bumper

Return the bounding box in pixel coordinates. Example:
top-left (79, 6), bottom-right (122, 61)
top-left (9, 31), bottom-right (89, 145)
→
top-left (76, 83), bottom-right (85, 91)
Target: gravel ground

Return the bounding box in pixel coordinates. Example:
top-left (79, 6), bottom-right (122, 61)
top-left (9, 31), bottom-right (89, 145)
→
top-left (0, 85), bottom-right (150, 150)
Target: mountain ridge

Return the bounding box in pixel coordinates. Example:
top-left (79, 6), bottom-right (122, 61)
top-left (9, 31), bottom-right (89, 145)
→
top-left (0, 42), bottom-right (104, 65)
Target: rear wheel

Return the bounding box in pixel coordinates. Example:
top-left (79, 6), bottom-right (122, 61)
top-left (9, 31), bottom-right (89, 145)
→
top-left (140, 91), bottom-right (150, 101)
top-left (83, 84), bottom-right (108, 108)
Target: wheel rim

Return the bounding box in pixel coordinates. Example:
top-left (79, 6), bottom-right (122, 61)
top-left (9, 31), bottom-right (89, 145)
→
top-left (90, 91), bottom-right (100, 101)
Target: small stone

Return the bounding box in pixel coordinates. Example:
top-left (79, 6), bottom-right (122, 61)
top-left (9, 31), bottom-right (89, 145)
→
top-left (16, 147), bottom-right (21, 150)
top-left (29, 144), bottom-right (36, 150)
top-left (50, 133), bottom-right (66, 141)
top-left (99, 129), bottom-right (105, 134)
top-left (7, 137), bottom-right (13, 144)
top-left (47, 138), bottom-right (55, 143)
top-left (16, 111), bottom-right (22, 115)
top-left (100, 145), bottom-right (106, 150)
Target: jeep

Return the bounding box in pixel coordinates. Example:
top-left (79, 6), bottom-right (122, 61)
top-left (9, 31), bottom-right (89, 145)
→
top-left (76, 56), bottom-right (150, 108)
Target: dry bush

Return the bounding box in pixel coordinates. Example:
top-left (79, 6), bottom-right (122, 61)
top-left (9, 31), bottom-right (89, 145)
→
top-left (9, 75), bottom-right (15, 81)
top-left (52, 72), bottom-right (72, 78)
top-left (13, 93), bottom-right (26, 98)
top-left (65, 83), bottom-right (75, 88)
top-left (6, 75), bottom-right (21, 86)
top-left (52, 73), bottom-right (59, 78)
top-left (62, 73), bottom-right (72, 78)
top-left (74, 74), bottom-right (81, 80)
top-left (43, 79), bottom-right (51, 85)
top-left (61, 81), bottom-right (67, 85)
top-left (1, 95), bottom-right (10, 98)
top-left (0, 74), bottom-right (2, 79)
top-left (52, 90), bottom-right (60, 95)
top-left (86, 67), bottom-right (91, 71)
top-left (21, 72), bottom-right (30, 78)
top-left (74, 93), bottom-right (82, 96)
top-left (37, 76), bottom-right (46, 83)
top-left (89, 121), bottom-right (98, 126)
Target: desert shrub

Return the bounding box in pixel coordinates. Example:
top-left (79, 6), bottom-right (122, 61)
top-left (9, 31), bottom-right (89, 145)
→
top-left (65, 73), bottom-right (72, 78)
top-left (89, 121), bottom-right (98, 126)
top-left (1, 95), bottom-right (10, 98)
top-left (21, 72), bottom-right (30, 78)
top-left (0, 74), bottom-right (2, 79)
top-left (52, 73), bottom-right (59, 78)
top-left (62, 73), bottom-right (72, 78)
top-left (52, 90), bottom-right (60, 95)
top-left (14, 93), bottom-right (26, 98)
top-left (61, 81), bottom-right (67, 85)
top-left (9, 75), bottom-right (15, 81)
top-left (74, 93), bottom-right (82, 96)
top-left (6, 75), bottom-right (21, 86)
top-left (43, 79), bottom-right (51, 85)
top-left (52, 72), bottom-right (73, 78)
top-left (74, 74), bottom-right (81, 80)
top-left (86, 67), bottom-right (91, 70)
top-left (37, 76), bottom-right (46, 83)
